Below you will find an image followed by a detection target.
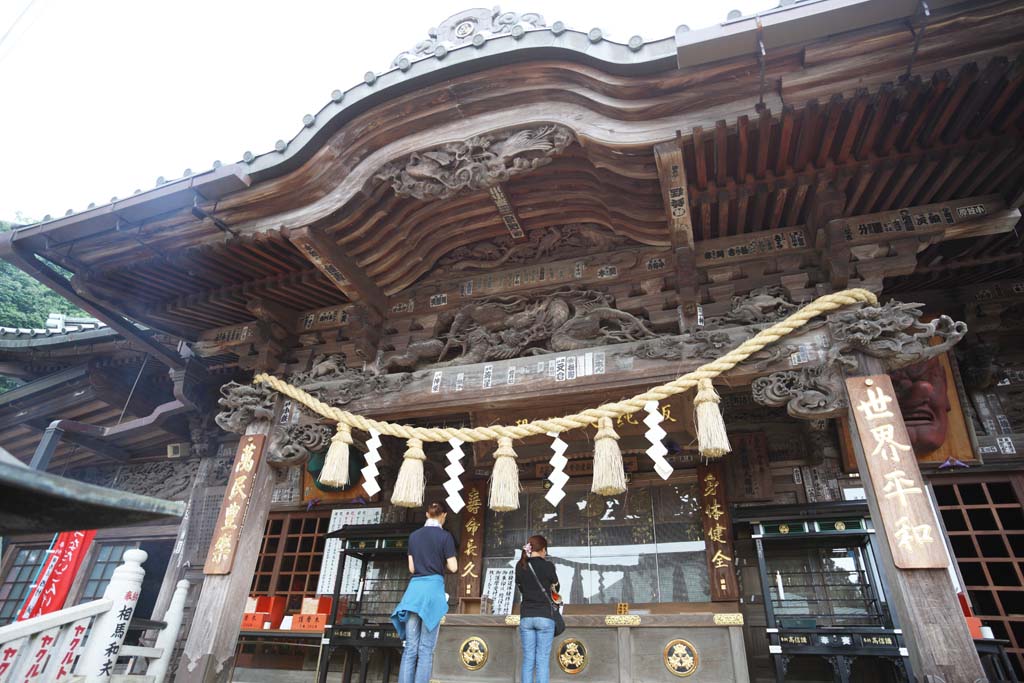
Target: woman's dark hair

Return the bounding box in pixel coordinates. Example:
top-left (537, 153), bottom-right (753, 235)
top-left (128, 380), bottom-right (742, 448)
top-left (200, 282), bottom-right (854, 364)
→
top-left (518, 534), bottom-right (548, 568)
top-left (425, 501), bottom-right (447, 518)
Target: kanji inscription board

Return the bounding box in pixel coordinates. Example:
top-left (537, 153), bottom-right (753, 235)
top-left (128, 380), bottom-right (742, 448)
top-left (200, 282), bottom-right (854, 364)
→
top-left (846, 375), bottom-right (947, 569)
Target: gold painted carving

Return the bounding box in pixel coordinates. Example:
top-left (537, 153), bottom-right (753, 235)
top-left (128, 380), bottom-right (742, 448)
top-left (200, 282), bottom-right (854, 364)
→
top-left (663, 639), bottom-right (699, 677)
top-left (504, 615), bottom-right (520, 626)
top-left (459, 636), bottom-right (489, 671)
top-left (557, 638), bottom-right (588, 675)
top-left (604, 615), bottom-right (641, 626)
top-left (713, 613), bottom-right (744, 626)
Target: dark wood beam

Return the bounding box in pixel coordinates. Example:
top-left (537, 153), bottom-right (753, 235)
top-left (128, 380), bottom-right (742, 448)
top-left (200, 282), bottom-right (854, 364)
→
top-left (654, 140), bottom-right (699, 320)
top-left (828, 194), bottom-right (1015, 246)
top-left (0, 236), bottom-right (185, 370)
top-left (25, 418), bottom-right (132, 465)
top-left (285, 226), bottom-right (386, 320)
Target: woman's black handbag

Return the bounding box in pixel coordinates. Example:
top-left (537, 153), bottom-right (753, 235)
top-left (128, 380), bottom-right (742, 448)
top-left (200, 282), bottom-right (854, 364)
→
top-left (527, 561), bottom-right (566, 636)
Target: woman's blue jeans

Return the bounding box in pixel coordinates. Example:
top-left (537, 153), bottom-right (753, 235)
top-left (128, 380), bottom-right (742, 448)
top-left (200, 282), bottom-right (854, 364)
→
top-left (519, 616), bottom-right (555, 683)
top-left (398, 612), bottom-right (440, 683)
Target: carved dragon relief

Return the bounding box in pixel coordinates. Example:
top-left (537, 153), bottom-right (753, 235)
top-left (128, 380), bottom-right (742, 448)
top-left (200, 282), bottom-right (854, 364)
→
top-left (376, 124), bottom-right (574, 201)
top-left (391, 7), bottom-right (545, 68)
top-left (628, 330), bottom-right (735, 361)
top-left (214, 381), bottom-right (275, 434)
top-left (826, 300), bottom-right (967, 370)
top-left (625, 288), bottom-right (806, 362)
top-left (751, 300), bottom-right (967, 419)
top-left (436, 224), bottom-right (633, 274)
top-left (379, 288), bottom-right (657, 372)
top-left (704, 286), bottom-right (801, 329)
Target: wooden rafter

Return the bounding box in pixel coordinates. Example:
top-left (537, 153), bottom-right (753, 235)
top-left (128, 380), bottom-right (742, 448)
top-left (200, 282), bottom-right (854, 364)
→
top-left (654, 140), bottom-right (698, 314)
top-left (285, 226), bottom-right (386, 320)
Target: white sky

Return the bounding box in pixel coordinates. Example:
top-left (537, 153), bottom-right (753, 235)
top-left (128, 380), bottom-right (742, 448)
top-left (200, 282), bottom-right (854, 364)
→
top-left (0, 0), bottom-right (778, 223)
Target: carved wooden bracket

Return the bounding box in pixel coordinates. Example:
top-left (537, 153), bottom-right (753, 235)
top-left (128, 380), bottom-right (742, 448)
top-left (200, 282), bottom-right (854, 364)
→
top-left (751, 298), bottom-right (968, 420)
top-left (751, 365), bottom-right (848, 420)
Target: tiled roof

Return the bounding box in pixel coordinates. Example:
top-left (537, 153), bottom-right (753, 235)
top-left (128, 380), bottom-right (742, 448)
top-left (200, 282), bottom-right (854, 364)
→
top-left (0, 313), bottom-right (107, 338)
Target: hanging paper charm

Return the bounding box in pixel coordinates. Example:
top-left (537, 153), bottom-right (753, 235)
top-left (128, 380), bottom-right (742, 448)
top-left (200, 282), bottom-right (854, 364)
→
top-left (443, 437), bottom-right (467, 513)
top-left (360, 428), bottom-right (382, 497)
top-left (544, 431), bottom-right (569, 506)
top-left (643, 400), bottom-right (674, 480)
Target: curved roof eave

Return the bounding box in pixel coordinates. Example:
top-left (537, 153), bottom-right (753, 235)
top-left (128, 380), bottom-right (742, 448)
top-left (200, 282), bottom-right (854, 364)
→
top-left (244, 28), bottom-right (678, 182)
top-left (11, 27), bottom-right (676, 242)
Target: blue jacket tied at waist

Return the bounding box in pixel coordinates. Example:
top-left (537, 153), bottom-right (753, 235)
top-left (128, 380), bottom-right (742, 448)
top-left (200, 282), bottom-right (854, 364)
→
top-left (391, 574), bottom-right (448, 638)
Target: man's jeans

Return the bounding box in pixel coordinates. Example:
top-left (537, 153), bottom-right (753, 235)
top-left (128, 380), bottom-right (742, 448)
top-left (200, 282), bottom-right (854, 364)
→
top-left (398, 612), bottom-right (440, 683)
top-left (519, 616), bottom-right (555, 683)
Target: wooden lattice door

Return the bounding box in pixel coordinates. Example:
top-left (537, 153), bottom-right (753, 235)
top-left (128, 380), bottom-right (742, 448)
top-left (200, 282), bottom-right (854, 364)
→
top-left (933, 476), bottom-right (1024, 680)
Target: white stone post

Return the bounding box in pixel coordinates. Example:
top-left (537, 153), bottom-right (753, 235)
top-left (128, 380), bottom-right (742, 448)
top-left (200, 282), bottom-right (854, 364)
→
top-left (146, 580), bottom-right (189, 683)
top-left (75, 549), bottom-right (146, 683)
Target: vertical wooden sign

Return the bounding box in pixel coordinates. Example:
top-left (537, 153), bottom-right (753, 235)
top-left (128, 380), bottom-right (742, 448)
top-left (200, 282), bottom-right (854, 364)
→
top-left (204, 434), bottom-right (266, 574)
top-left (846, 375), bottom-right (946, 569)
top-left (697, 459), bottom-right (739, 601)
top-left (724, 432), bottom-right (774, 502)
top-left (456, 481), bottom-right (486, 599)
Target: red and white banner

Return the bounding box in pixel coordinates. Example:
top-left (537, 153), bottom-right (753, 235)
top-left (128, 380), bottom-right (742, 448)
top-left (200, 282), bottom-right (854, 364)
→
top-left (17, 530), bottom-right (96, 621)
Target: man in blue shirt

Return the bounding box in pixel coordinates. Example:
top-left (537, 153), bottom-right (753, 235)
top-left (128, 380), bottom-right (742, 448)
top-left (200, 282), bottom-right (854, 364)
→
top-left (391, 502), bottom-right (458, 683)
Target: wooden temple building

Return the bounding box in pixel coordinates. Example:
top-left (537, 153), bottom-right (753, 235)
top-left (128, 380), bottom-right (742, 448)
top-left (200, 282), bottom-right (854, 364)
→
top-left (2, 0), bottom-right (1024, 680)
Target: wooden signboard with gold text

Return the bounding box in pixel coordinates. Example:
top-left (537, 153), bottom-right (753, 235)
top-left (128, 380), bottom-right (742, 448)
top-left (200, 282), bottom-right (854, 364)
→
top-left (204, 434), bottom-right (266, 574)
top-left (846, 375), bottom-right (946, 569)
top-left (456, 481), bottom-right (486, 599)
top-left (697, 459), bottom-right (740, 601)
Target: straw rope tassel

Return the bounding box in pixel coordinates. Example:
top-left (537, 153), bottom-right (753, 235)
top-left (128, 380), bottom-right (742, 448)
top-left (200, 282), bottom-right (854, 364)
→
top-left (391, 438), bottom-right (426, 508)
top-left (592, 417), bottom-right (626, 495)
top-left (489, 436), bottom-right (520, 512)
top-left (695, 378), bottom-right (731, 458)
top-left (319, 423), bottom-right (353, 487)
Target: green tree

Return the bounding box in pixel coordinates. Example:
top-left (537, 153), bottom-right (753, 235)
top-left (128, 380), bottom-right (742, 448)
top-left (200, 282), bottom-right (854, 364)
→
top-left (0, 219), bottom-right (88, 392)
top-left (0, 221), bottom-right (87, 328)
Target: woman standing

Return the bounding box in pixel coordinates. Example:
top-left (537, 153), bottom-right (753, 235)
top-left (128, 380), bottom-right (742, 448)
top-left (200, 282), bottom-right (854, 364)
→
top-left (516, 534), bottom-right (560, 683)
top-left (391, 502), bottom-right (458, 683)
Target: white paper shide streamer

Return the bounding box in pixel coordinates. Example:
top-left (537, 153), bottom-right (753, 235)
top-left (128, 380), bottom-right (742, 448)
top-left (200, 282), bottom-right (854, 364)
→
top-left (643, 400), bottom-right (674, 479)
top-left (545, 431), bottom-right (569, 506)
top-left (443, 437), bottom-right (467, 513)
top-left (360, 428), bottom-right (383, 497)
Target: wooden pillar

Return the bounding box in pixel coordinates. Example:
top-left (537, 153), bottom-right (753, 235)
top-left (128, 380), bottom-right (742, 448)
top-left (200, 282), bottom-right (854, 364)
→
top-left (845, 354), bottom-right (985, 682)
top-left (176, 414), bottom-right (281, 683)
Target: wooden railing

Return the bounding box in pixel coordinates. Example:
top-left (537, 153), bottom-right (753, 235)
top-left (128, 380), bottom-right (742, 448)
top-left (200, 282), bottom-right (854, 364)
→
top-left (0, 549), bottom-right (189, 683)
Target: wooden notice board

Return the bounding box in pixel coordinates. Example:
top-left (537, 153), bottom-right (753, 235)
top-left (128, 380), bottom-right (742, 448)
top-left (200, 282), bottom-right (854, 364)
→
top-left (204, 434), bottom-right (266, 574)
top-left (846, 375), bottom-right (947, 569)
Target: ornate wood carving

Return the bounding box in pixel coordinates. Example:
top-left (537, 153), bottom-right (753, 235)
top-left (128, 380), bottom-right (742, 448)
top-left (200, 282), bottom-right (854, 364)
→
top-left (215, 382), bottom-right (276, 434)
top-left (391, 8), bottom-right (545, 67)
top-left (435, 224), bottom-right (632, 274)
top-left (703, 286), bottom-right (800, 329)
top-left (752, 299), bottom-right (968, 418)
top-left (376, 124), bottom-right (574, 201)
top-left (379, 288), bottom-right (657, 371)
top-left (264, 354), bottom-right (413, 466)
top-left (626, 330), bottom-right (734, 361)
top-left (751, 365), bottom-right (848, 419)
top-left (827, 301), bottom-right (967, 371)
